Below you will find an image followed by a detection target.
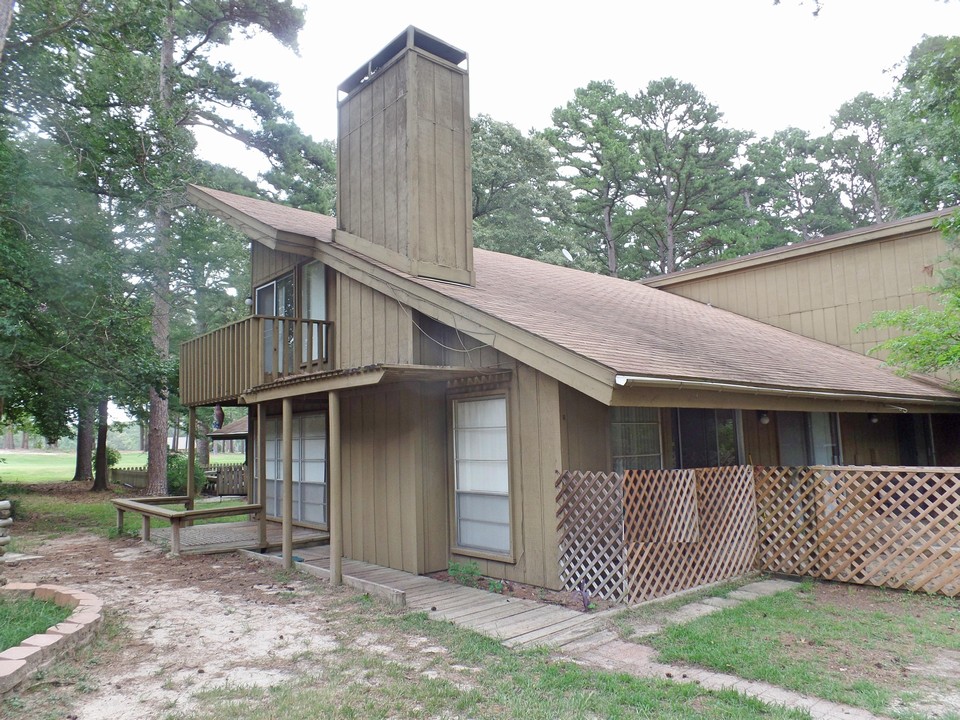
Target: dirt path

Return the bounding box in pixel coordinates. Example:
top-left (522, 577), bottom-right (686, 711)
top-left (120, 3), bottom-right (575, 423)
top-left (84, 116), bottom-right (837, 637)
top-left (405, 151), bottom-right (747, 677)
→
top-left (2, 534), bottom-right (404, 719)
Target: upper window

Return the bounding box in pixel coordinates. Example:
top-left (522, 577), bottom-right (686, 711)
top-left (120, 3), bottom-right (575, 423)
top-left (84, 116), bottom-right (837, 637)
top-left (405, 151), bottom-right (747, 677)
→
top-left (453, 396), bottom-right (510, 556)
top-left (610, 407), bottom-right (662, 473)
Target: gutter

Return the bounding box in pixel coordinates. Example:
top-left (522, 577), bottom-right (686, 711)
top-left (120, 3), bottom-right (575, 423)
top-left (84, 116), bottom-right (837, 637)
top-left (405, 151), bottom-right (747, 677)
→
top-left (613, 374), bottom-right (955, 407)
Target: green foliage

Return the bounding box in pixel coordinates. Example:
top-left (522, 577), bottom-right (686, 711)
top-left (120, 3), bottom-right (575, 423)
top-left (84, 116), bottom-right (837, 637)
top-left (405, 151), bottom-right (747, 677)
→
top-left (165, 452), bottom-right (204, 495)
top-left (487, 578), bottom-right (504, 594)
top-left (96, 447), bottom-right (121, 468)
top-left (0, 596), bottom-right (72, 653)
top-left (864, 213), bottom-right (960, 380)
top-left (448, 559), bottom-right (481, 588)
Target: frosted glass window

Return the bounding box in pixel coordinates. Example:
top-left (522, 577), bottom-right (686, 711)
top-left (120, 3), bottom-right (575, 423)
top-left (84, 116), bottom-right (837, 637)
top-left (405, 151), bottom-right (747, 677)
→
top-left (262, 413), bottom-right (327, 525)
top-left (454, 396), bottom-right (510, 555)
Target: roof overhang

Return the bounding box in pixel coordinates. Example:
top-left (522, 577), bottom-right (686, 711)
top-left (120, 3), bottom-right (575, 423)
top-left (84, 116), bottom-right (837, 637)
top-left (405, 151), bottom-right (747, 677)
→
top-left (186, 185), bottom-right (318, 256)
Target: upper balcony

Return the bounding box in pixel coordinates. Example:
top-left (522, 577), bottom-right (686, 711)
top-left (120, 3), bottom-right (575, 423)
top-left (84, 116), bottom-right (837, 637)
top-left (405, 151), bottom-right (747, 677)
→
top-left (180, 316), bottom-right (334, 407)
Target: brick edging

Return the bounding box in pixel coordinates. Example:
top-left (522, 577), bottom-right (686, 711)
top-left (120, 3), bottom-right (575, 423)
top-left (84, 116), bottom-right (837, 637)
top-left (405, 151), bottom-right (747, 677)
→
top-left (0, 583), bottom-right (104, 695)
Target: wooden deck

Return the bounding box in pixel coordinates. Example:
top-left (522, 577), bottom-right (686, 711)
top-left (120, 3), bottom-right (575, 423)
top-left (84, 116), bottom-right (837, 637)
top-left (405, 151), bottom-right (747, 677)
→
top-left (262, 545), bottom-right (616, 651)
top-left (148, 521), bottom-right (329, 555)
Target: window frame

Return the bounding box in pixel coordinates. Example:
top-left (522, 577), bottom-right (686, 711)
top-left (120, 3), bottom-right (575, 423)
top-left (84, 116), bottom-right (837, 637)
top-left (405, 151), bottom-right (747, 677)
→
top-left (448, 390), bottom-right (515, 563)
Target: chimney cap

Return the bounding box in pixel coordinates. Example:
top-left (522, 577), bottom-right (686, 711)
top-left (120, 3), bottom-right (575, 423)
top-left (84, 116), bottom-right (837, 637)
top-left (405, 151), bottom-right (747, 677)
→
top-left (338, 26), bottom-right (467, 96)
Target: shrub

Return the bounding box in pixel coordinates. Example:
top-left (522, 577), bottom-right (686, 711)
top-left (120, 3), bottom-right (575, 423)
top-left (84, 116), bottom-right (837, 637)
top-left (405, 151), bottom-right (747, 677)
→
top-left (166, 453), bottom-right (203, 494)
top-left (105, 447), bottom-right (121, 467)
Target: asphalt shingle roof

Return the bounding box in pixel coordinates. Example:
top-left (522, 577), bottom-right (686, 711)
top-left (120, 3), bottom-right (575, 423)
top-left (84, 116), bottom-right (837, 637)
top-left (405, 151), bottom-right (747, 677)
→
top-left (190, 185), bottom-right (957, 402)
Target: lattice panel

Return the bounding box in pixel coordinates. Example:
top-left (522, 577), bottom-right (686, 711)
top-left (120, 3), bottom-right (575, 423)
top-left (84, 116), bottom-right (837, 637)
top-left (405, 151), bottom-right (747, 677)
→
top-left (624, 466), bottom-right (758, 603)
top-left (755, 466), bottom-right (960, 597)
top-left (555, 471), bottom-right (626, 601)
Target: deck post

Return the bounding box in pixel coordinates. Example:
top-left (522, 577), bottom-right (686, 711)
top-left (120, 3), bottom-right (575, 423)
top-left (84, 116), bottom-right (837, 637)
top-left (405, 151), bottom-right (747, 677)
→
top-left (257, 403), bottom-right (267, 550)
top-left (116, 507), bottom-right (124, 535)
top-left (142, 515), bottom-right (151, 542)
top-left (186, 407), bottom-right (196, 513)
top-left (329, 390), bottom-right (342, 586)
top-left (282, 397), bottom-right (294, 570)
top-left (170, 519), bottom-right (181, 556)
top-left (245, 407), bottom-right (254, 503)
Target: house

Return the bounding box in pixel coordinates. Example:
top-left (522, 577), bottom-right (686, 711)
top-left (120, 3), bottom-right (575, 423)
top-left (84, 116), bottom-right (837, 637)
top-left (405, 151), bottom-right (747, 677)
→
top-left (180, 27), bottom-right (960, 592)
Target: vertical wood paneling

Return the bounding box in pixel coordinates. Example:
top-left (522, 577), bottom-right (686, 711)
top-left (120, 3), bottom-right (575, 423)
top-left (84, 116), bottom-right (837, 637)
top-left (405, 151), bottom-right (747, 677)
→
top-left (373, 391), bottom-right (389, 566)
top-left (660, 228), bottom-right (947, 359)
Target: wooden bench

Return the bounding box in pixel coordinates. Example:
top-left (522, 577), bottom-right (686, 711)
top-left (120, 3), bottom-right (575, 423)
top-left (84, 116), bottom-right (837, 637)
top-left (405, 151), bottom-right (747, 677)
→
top-left (112, 497), bottom-right (262, 555)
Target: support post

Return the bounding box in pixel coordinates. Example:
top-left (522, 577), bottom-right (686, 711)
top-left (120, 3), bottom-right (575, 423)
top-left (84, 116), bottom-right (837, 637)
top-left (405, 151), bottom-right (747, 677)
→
top-left (257, 404), bottom-right (268, 550)
top-left (186, 407), bottom-right (196, 512)
top-left (282, 397), bottom-right (293, 570)
top-left (245, 407), bottom-right (254, 502)
top-left (116, 508), bottom-right (125, 535)
top-left (329, 390), bottom-right (342, 586)
top-left (141, 515), bottom-right (150, 542)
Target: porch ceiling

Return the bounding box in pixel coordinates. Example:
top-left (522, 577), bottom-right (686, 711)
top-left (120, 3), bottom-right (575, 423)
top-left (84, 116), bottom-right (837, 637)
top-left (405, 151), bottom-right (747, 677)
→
top-left (240, 364), bottom-right (504, 404)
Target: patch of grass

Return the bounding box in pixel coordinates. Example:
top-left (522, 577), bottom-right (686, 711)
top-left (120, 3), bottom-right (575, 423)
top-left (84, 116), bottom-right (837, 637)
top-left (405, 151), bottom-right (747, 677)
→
top-left (1, 612), bottom-right (126, 720)
top-left (0, 485), bottom-right (249, 538)
top-left (172, 610), bottom-right (809, 720)
top-left (447, 559), bottom-right (481, 588)
top-left (0, 596), bottom-right (72, 652)
top-left (649, 582), bottom-right (960, 716)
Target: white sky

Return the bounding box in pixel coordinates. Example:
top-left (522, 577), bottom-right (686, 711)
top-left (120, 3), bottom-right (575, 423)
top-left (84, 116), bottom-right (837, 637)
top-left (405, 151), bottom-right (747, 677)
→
top-left (202, 0), bottom-right (960, 174)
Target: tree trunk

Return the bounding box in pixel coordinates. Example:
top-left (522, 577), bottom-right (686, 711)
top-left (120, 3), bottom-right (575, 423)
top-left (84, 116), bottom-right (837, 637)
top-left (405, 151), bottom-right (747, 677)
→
top-left (73, 404), bottom-right (95, 481)
top-left (20, 431), bottom-right (29, 449)
top-left (139, 421), bottom-right (146, 452)
top-left (93, 398), bottom-right (109, 491)
top-left (197, 419), bottom-right (211, 466)
top-left (603, 204), bottom-right (617, 277)
top-left (3, 425), bottom-right (13, 450)
top-left (0, 0), bottom-right (15, 61)
top-left (145, 4), bottom-right (176, 496)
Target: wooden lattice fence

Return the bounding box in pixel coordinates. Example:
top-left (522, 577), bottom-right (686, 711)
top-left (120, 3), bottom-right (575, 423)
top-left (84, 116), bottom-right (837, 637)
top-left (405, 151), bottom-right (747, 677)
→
top-left (756, 465), bottom-right (960, 596)
top-left (556, 467), bottom-right (758, 603)
top-left (623, 466), bottom-right (758, 602)
top-left (555, 471), bottom-right (626, 602)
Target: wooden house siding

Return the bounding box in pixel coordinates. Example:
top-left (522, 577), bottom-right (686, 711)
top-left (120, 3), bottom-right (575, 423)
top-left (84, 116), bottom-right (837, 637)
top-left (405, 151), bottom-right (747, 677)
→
top-left (654, 227), bottom-right (947, 357)
top-left (339, 381), bottom-right (448, 575)
top-left (251, 241), bottom-right (307, 288)
top-left (335, 275), bottom-right (414, 368)
top-left (336, 43), bottom-right (472, 284)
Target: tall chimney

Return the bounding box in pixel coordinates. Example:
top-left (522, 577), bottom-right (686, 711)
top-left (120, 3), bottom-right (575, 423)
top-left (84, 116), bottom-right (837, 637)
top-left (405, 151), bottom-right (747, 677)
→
top-left (336, 27), bottom-right (474, 285)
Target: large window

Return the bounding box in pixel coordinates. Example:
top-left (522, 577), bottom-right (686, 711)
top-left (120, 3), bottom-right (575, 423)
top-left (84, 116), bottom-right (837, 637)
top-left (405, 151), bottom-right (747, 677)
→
top-left (610, 407), bottom-right (662, 473)
top-left (260, 413), bottom-right (328, 526)
top-left (453, 396), bottom-right (510, 555)
top-left (673, 409), bottom-right (741, 468)
top-left (778, 412), bottom-right (841, 465)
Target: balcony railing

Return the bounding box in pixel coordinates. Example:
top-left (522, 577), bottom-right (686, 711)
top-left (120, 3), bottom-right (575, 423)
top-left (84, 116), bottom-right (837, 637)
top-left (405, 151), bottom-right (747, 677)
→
top-left (180, 316), bottom-right (334, 406)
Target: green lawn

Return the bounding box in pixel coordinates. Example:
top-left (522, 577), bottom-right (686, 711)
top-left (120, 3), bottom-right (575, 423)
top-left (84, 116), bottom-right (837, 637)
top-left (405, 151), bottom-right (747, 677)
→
top-left (648, 581), bottom-right (960, 718)
top-left (0, 451), bottom-right (245, 483)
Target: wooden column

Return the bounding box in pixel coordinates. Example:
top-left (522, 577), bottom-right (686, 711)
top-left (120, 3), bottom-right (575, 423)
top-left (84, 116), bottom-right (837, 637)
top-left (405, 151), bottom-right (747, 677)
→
top-left (282, 397), bottom-right (294, 569)
top-left (245, 407), bottom-right (254, 502)
top-left (257, 404), bottom-right (268, 550)
top-left (329, 390), bottom-right (342, 586)
top-left (186, 407), bottom-right (196, 511)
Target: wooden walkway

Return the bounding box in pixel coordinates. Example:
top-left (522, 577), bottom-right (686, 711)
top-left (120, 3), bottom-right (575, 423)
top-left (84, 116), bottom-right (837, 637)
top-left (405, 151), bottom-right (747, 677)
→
top-left (263, 545), bottom-right (615, 651)
top-left (149, 521), bottom-right (328, 555)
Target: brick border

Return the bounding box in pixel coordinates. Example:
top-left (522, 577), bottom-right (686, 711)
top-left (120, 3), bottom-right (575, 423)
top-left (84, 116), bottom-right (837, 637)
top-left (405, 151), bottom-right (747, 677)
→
top-left (0, 583), bottom-right (104, 695)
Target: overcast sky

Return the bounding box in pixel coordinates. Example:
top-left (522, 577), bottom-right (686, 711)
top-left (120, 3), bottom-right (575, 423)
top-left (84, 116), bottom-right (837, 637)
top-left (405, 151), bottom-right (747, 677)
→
top-left (202, 0), bottom-right (960, 173)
